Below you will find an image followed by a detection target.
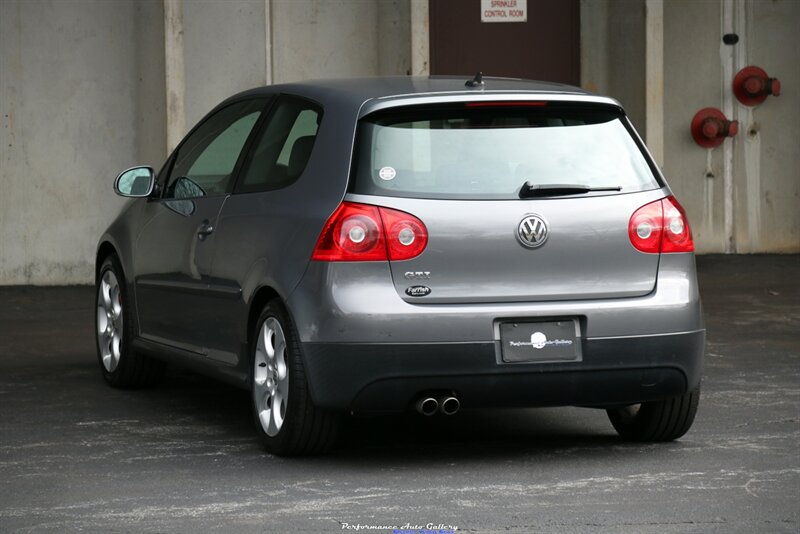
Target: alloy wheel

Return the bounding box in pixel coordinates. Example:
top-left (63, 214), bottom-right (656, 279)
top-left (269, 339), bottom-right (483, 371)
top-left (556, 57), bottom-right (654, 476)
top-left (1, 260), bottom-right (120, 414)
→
top-left (96, 270), bottom-right (123, 372)
top-left (253, 317), bottom-right (290, 437)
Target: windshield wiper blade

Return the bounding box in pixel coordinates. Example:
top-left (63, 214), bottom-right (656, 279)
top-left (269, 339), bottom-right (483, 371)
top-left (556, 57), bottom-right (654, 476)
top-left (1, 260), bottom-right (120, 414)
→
top-left (519, 182), bottom-right (622, 198)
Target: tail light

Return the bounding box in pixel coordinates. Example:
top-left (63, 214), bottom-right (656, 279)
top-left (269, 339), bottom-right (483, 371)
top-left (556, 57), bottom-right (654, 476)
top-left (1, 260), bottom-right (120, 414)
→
top-left (312, 202), bottom-right (428, 262)
top-left (629, 196), bottom-right (694, 253)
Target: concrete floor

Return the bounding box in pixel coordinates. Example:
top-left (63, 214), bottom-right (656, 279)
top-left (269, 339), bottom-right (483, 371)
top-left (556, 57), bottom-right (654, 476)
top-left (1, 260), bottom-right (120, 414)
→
top-left (0, 255), bottom-right (798, 533)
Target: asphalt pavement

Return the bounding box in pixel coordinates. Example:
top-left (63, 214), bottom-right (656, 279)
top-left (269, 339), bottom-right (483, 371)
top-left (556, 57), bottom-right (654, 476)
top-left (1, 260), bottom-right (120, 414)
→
top-left (0, 254), bottom-right (798, 533)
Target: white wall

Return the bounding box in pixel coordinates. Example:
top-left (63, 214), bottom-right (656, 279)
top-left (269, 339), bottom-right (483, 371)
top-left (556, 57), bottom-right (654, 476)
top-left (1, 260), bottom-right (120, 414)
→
top-left (0, 0), bottom-right (410, 285)
top-left (585, 0), bottom-right (798, 253)
top-left (0, 0), bottom-right (165, 285)
top-left (662, 0), bottom-right (728, 252)
top-left (1, 0), bottom-right (796, 285)
top-left (580, 0), bottom-right (646, 135)
top-left (272, 0), bottom-right (409, 84)
top-left (183, 0), bottom-right (267, 129)
top-left (732, 0), bottom-right (800, 252)
top-left (663, 0), bottom-right (800, 253)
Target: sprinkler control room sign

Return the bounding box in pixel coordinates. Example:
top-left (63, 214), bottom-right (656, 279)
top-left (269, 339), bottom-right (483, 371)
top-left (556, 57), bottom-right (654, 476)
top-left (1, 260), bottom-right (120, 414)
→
top-left (481, 0), bottom-right (527, 23)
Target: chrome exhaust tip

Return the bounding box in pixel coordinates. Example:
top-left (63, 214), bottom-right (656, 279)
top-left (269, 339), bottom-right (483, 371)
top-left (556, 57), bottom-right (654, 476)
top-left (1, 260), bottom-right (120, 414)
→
top-left (415, 397), bottom-right (439, 416)
top-left (440, 396), bottom-right (460, 416)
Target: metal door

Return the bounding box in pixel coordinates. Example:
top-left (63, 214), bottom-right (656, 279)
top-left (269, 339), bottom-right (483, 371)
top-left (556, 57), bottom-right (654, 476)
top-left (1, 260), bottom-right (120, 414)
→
top-left (133, 99), bottom-right (267, 355)
top-left (430, 0), bottom-right (580, 84)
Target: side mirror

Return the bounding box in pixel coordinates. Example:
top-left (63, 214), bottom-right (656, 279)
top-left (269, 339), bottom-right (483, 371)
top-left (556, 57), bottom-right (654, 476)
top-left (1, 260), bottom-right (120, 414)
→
top-left (114, 166), bottom-right (155, 198)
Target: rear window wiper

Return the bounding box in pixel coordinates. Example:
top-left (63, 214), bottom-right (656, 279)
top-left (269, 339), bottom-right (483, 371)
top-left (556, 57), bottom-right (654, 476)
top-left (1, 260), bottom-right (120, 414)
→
top-left (519, 182), bottom-right (622, 198)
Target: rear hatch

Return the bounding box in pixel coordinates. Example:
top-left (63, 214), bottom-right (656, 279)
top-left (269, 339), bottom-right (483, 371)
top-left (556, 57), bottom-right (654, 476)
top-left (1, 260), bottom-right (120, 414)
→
top-left (348, 101), bottom-right (665, 304)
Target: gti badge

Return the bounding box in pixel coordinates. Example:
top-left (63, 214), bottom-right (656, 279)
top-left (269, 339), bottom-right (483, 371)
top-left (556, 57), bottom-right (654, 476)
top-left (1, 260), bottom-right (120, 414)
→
top-left (405, 285), bottom-right (431, 297)
top-left (517, 215), bottom-right (548, 248)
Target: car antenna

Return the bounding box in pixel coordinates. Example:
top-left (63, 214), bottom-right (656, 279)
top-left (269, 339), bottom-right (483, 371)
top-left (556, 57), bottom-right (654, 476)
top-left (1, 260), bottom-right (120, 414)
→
top-left (465, 72), bottom-right (484, 87)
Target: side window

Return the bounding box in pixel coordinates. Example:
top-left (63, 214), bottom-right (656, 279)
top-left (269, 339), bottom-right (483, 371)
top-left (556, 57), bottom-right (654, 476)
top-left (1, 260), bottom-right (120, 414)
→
top-left (235, 97), bottom-right (322, 193)
top-left (164, 99), bottom-right (264, 199)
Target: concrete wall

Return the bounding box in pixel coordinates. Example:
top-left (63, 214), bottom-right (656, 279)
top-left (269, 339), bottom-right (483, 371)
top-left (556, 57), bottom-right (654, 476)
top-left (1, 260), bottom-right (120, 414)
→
top-left (584, 0), bottom-right (798, 253)
top-left (0, 0), bottom-right (165, 285)
top-left (662, 0), bottom-right (728, 252)
top-left (732, 0), bottom-right (800, 252)
top-left (0, 0), bottom-right (411, 285)
top-left (377, 0), bottom-right (412, 76)
top-left (580, 0), bottom-right (646, 134)
top-left (181, 0), bottom-right (412, 134)
top-left (1, 0), bottom-right (796, 285)
top-left (183, 0), bottom-right (268, 129)
top-left (272, 0), bottom-right (410, 83)
top-left (607, 0), bottom-right (646, 136)
top-left (134, 2), bottom-right (168, 168)
top-left (663, 0), bottom-right (800, 253)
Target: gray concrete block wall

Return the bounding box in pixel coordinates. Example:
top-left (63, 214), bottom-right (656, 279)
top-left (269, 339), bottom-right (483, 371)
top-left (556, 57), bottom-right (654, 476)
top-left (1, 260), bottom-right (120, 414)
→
top-left (1, 0), bottom-right (165, 285)
top-left (732, 0), bottom-right (800, 252)
top-left (584, 0), bottom-right (798, 254)
top-left (272, 0), bottom-right (410, 84)
top-left (580, 0), bottom-right (646, 137)
top-left (0, 0), bottom-right (411, 285)
top-left (183, 0), bottom-right (267, 129)
top-left (663, 0), bottom-right (728, 253)
top-left (1, 0), bottom-right (796, 285)
top-left (377, 0), bottom-right (412, 76)
top-left (663, 0), bottom-right (799, 253)
top-left (133, 0), bottom-right (168, 170)
top-left (606, 0), bottom-right (646, 136)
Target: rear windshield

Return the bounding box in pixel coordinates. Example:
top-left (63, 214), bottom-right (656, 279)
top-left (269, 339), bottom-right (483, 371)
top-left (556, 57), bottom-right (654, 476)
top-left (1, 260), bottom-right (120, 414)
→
top-left (349, 103), bottom-right (660, 200)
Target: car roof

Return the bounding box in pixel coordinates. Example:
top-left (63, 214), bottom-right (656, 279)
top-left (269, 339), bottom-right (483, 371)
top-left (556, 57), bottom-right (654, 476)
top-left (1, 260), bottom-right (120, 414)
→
top-left (227, 76), bottom-right (622, 118)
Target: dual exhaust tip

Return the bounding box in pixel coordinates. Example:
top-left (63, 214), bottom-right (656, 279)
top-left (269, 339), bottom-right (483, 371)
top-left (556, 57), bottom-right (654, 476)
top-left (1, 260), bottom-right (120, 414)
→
top-left (415, 395), bottom-right (460, 416)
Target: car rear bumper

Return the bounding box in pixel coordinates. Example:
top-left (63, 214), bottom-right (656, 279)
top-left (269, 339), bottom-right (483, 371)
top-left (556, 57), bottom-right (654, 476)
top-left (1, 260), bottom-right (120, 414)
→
top-left (300, 329), bottom-right (705, 413)
top-left (288, 253), bottom-right (705, 413)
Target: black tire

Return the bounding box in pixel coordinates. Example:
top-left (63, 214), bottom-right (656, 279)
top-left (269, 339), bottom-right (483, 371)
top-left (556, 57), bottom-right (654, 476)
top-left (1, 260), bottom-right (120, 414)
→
top-left (95, 254), bottom-right (165, 388)
top-left (607, 387), bottom-right (700, 442)
top-left (250, 299), bottom-right (339, 456)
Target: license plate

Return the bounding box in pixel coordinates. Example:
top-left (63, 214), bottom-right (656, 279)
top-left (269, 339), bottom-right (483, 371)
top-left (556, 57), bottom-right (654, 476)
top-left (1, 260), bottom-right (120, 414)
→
top-left (499, 320), bottom-right (580, 363)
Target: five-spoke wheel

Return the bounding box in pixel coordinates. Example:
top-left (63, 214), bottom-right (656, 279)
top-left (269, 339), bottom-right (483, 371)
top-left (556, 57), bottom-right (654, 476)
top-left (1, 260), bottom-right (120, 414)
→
top-left (95, 254), bottom-right (164, 387)
top-left (253, 318), bottom-right (290, 437)
top-left (251, 300), bottom-right (339, 455)
top-left (96, 269), bottom-right (123, 373)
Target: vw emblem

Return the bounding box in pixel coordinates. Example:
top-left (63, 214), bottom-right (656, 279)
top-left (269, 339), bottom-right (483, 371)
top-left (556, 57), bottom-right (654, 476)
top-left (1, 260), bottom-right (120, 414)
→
top-left (517, 215), bottom-right (548, 248)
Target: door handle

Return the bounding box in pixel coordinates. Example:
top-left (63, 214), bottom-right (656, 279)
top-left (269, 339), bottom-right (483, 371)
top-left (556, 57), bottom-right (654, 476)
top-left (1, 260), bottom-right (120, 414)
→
top-left (197, 220), bottom-right (214, 240)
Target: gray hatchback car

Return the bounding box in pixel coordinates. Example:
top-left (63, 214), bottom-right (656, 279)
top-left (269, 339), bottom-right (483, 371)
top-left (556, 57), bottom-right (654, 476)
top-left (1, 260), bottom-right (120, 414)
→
top-left (96, 76), bottom-right (704, 455)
